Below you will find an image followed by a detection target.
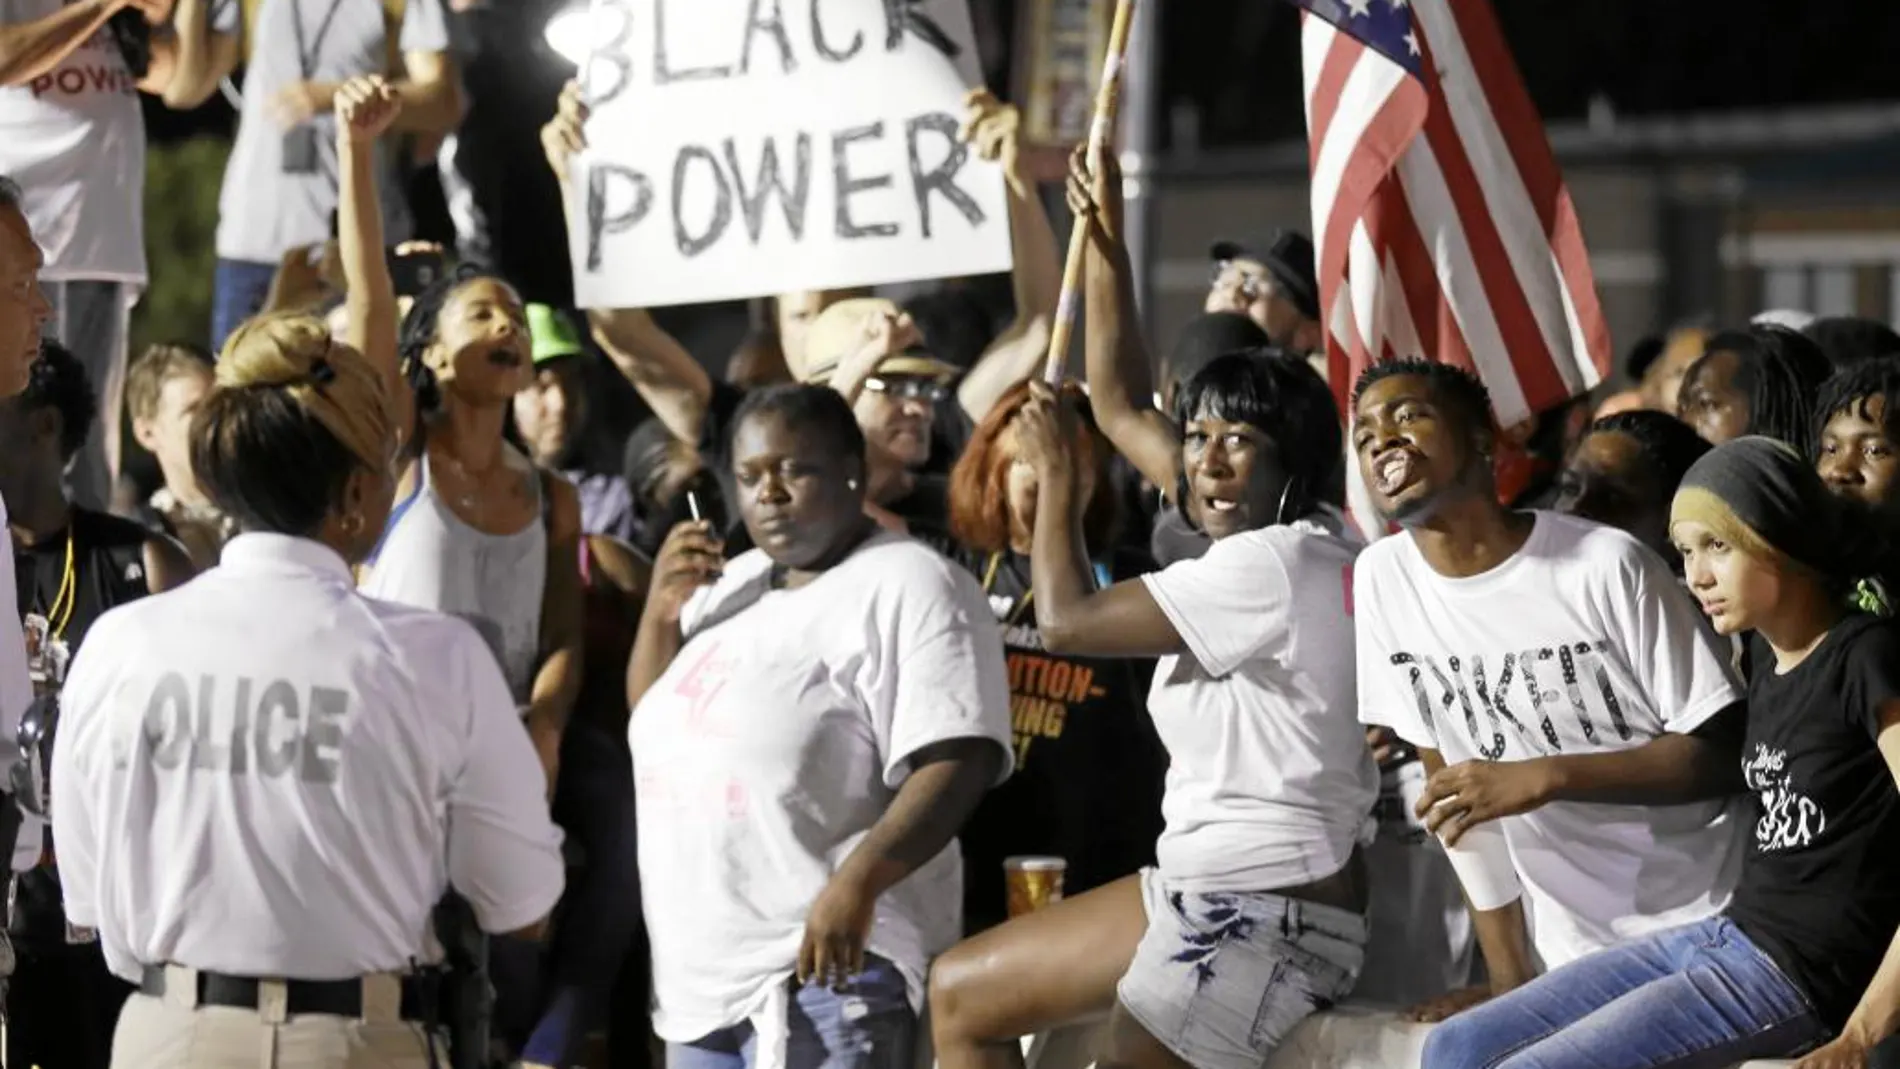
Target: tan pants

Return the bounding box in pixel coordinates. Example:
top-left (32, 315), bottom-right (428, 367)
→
top-left (109, 967), bottom-right (442, 1069)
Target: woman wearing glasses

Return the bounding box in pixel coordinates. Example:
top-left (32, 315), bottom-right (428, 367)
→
top-left (795, 297), bottom-right (965, 554)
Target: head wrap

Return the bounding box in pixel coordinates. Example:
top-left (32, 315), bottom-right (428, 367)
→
top-left (1674, 436), bottom-right (1891, 613)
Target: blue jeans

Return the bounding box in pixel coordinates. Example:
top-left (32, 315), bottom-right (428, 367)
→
top-left (665, 955), bottom-right (915, 1069)
top-left (211, 258), bottom-right (278, 356)
top-left (1423, 917), bottom-right (1825, 1069)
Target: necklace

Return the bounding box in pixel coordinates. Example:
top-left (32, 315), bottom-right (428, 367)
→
top-left (982, 552), bottom-right (1035, 627)
top-left (439, 452), bottom-right (487, 514)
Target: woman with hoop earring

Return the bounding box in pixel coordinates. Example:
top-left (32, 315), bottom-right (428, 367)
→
top-left (926, 140), bottom-right (1377, 1069)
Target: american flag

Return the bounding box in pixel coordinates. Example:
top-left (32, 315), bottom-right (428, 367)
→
top-left (1294, 0), bottom-right (1612, 429)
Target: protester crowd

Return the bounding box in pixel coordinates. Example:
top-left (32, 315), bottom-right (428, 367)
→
top-left (1, 5), bottom-right (1899, 1069)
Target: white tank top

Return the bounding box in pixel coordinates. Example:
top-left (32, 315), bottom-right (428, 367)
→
top-left (364, 454), bottom-right (547, 703)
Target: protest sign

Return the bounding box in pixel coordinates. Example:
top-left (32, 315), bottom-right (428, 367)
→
top-left (570, 0), bottom-right (1014, 309)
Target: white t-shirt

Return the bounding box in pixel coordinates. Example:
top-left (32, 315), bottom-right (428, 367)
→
top-left (0, 0), bottom-right (230, 281)
top-left (52, 534), bottom-right (565, 982)
top-left (1139, 516), bottom-right (1378, 892)
top-left (215, 0), bottom-right (448, 262)
top-left (1354, 511), bottom-right (1747, 968)
top-left (0, 490), bottom-right (41, 872)
top-left (631, 531), bottom-right (1011, 1051)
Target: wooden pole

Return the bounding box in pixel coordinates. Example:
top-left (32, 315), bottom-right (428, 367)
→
top-left (1041, 0), bottom-right (1139, 385)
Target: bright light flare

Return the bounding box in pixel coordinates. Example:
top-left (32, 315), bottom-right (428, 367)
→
top-left (544, 4), bottom-right (625, 69)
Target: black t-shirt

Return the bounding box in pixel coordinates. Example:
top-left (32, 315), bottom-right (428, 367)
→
top-left (952, 548), bottom-right (1167, 934)
top-left (14, 509), bottom-right (154, 649)
top-left (702, 380), bottom-right (962, 558)
top-left (1727, 615), bottom-right (1900, 1028)
top-left (11, 508), bottom-right (157, 955)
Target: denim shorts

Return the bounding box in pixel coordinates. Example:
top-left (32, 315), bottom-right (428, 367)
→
top-left (1117, 868), bottom-right (1367, 1069)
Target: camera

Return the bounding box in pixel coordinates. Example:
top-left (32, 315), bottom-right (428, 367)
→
top-left (106, 8), bottom-right (151, 79)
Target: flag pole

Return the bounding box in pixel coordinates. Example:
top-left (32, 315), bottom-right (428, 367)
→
top-left (1041, 0), bottom-right (1138, 385)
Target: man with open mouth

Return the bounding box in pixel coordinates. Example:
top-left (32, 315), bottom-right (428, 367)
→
top-left (1347, 357), bottom-right (1751, 1026)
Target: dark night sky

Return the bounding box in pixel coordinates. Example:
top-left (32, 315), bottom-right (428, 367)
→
top-left (136, 0), bottom-right (1900, 313)
top-left (151, 1), bottom-right (1900, 148)
top-left (1165, 0), bottom-right (1900, 148)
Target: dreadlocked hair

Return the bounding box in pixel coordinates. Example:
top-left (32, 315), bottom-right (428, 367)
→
top-left (1811, 356), bottom-right (1900, 461)
top-left (395, 264), bottom-right (498, 425)
top-left (1688, 325), bottom-right (1831, 453)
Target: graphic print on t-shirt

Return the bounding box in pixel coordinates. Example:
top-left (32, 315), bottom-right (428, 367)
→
top-left (999, 622), bottom-right (1111, 770)
top-left (1743, 742), bottom-right (1827, 851)
top-left (1385, 640), bottom-right (1637, 760)
top-left (27, 32), bottom-right (136, 99)
top-left (672, 640), bottom-right (737, 737)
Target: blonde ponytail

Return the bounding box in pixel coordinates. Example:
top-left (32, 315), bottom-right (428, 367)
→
top-left (218, 312), bottom-right (397, 473)
top-left (192, 312), bottom-right (400, 538)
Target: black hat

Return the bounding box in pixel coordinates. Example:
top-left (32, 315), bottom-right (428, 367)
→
top-left (1164, 312), bottom-right (1271, 391)
top-left (1210, 231), bottom-right (1319, 321)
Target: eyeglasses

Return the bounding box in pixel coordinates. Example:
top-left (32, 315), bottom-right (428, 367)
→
top-left (864, 376), bottom-right (950, 403)
top-left (1210, 260), bottom-right (1274, 304)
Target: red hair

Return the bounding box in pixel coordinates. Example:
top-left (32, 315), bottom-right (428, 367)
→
top-left (949, 381), bottom-right (1122, 555)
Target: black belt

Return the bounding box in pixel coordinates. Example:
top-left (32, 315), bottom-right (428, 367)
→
top-left (139, 964), bottom-right (434, 1022)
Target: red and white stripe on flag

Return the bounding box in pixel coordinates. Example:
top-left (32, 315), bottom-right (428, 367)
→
top-left (1297, 0), bottom-right (1612, 538)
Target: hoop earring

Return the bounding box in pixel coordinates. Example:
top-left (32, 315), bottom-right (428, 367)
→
top-left (340, 512), bottom-right (365, 537)
top-left (1275, 478), bottom-right (1302, 526)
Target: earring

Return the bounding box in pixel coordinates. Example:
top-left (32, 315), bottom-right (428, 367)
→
top-left (1275, 478), bottom-right (1301, 526)
top-left (847, 478), bottom-right (861, 490)
top-left (340, 512), bottom-right (365, 537)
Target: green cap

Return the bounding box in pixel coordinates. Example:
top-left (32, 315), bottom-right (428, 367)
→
top-left (529, 303), bottom-right (584, 365)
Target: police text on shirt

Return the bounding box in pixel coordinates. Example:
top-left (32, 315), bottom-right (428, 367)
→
top-left (123, 673), bottom-right (349, 783)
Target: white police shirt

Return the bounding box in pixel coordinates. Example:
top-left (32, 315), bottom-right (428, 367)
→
top-left (51, 534), bottom-right (565, 983)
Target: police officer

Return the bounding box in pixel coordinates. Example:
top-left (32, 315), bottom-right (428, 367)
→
top-left (49, 298), bottom-right (566, 1066)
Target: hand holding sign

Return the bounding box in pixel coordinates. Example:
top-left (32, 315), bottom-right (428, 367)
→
top-left (542, 80), bottom-right (590, 187)
top-left (335, 77), bottom-right (402, 146)
top-left (570, 0), bottom-right (1010, 309)
top-left (960, 89), bottom-right (1023, 194)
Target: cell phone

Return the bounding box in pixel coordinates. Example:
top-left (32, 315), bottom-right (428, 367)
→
top-left (389, 247), bottom-right (449, 298)
top-left (678, 474), bottom-right (728, 536)
top-left (282, 126), bottom-right (321, 175)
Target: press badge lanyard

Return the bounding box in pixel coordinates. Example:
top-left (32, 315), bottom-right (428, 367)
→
top-left (42, 528), bottom-right (76, 643)
top-left (289, 0), bottom-right (347, 82)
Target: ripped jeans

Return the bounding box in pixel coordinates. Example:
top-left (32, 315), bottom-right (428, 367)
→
top-left (664, 955), bottom-right (915, 1069)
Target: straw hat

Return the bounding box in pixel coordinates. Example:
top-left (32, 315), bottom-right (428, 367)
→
top-left (794, 297), bottom-right (959, 385)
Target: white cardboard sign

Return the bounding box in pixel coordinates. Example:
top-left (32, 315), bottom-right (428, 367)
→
top-left (570, 0), bottom-right (1014, 309)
